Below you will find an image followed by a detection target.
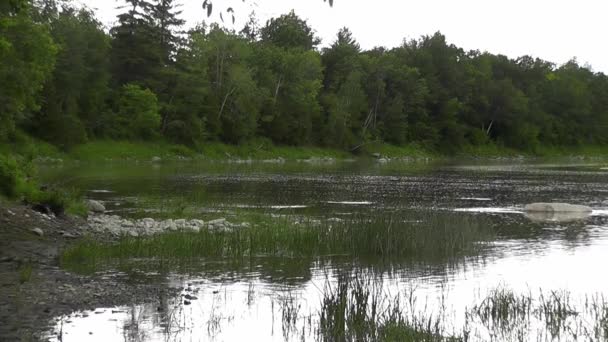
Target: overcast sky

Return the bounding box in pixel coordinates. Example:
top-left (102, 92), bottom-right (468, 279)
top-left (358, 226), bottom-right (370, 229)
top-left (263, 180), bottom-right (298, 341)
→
top-left (78, 0), bottom-right (607, 73)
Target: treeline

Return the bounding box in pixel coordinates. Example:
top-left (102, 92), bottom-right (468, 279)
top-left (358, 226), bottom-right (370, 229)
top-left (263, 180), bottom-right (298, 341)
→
top-left (2, 0), bottom-right (608, 153)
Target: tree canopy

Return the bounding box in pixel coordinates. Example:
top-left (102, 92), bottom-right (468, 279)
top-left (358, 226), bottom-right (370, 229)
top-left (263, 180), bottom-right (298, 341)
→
top-left (2, 0), bottom-right (607, 154)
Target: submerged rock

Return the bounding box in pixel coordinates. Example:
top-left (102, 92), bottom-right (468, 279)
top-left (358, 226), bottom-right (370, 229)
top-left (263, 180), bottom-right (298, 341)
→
top-left (525, 211), bottom-right (591, 223)
top-left (524, 203), bottom-right (592, 213)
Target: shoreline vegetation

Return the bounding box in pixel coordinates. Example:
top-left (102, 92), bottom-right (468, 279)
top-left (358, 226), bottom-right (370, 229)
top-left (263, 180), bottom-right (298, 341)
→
top-left (5, 136), bottom-right (608, 164)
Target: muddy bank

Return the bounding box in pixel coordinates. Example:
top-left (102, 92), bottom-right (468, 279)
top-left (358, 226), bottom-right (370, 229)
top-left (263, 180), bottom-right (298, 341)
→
top-left (0, 205), bottom-right (179, 341)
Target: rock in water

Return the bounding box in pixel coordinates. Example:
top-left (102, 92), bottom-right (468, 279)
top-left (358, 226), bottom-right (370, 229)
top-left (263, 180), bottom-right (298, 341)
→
top-left (524, 203), bottom-right (592, 213)
top-left (86, 200), bottom-right (106, 213)
top-left (524, 203), bottom-right (592, 222)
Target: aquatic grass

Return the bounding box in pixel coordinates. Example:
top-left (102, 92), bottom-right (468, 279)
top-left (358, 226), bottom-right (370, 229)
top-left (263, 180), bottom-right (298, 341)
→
top-left (317, 273), bottom-right (460, 342)
top-left (316, 275), bottom-right (608, 342)
top-left (466, 288), bottom-right (608, 341)
top-left (61, 212), bottom-right (494, 273)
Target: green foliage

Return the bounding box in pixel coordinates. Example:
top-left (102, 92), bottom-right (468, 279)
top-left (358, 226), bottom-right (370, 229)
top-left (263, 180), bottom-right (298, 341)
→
top-left (3, 1), bottom-right (608, 157)
top-left (0, 151), bottom-right (86, 216)
top-left (29, 6), bottom-right (110, 146)
top-left (0, 5), bottom-right (57, 140)
top-left (260, 10), bottom-right (320, 50)
top-left (0, 154), bottom-right (28, 199)
top-left (116, 84), bottom-right (161, 140)
top-left (68, 141), bottom-right (195, 161)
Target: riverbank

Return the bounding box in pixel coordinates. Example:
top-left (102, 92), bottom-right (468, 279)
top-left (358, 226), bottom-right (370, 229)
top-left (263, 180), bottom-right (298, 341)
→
top-left (38, 141), bottom-right (608, 164)
top-left (0, 205), bottom-right (181, 341)
top-left (3, 130), bottom-right (608, 165)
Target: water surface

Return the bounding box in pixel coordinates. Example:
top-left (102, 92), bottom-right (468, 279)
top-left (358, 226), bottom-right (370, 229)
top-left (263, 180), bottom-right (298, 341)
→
top-left (41, 159), bottom-right (608, 341)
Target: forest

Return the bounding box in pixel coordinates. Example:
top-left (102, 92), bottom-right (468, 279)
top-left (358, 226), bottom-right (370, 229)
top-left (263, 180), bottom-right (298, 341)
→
top-left (2, 0), bottom-right (608, 154)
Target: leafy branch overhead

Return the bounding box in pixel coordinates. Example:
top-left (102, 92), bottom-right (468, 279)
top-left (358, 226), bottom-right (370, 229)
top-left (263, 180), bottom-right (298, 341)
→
top-left (202, 0), bottom-right (334, 23)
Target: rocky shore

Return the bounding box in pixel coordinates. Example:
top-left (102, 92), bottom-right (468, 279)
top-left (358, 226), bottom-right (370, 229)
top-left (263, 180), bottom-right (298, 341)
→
top-left (88, 214), bottom-right (250, 237)
top-left (0, 204), bottom-right (247, 341)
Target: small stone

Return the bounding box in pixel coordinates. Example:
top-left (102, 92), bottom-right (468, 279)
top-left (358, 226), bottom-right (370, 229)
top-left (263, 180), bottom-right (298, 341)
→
top-left (31, 228), bottom-right (44, 237)
top-left (162, 219), bottom-right (177, 231)
top-left (61, 232), bottom-right (78, 239)
top-left (86, 200), bottom-right (106, 213)
top-left (184, 294), bottom-right (198, 300)
top-left (142, 218), bottom-right (155, 229)
top-left (174, 219), bottom-right (186, 228)
top-left (1, 256), bottom-right (14, 263)
top-left (208, 218), bottom-right (227, 226)
top-left (191, 219), bottom-right (205, 227)
top-left (184, 300), bottom-right (191, 305)
top-left (151, 156), bottom-right (162, 163)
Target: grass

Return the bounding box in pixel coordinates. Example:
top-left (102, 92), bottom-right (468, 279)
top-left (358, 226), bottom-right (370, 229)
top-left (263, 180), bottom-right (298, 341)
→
top-left (467, 287), bottom-right (608, 341)
top-left (316, 273), bottom-right (460, 342)
top-left (68, 140), bottom-right (196, 161)
top-left (60, 212), bottom-right (494, 273)
top-left (0, 130), bottom-right (63, 161)
top-left (532, 144), bottom-right (608, 158)
top-left (199, 139), bottom-right (350, 160)
top-left (315, 274), bottom-right (608, 342)
top-left (63, 140), bottom-right (350, 162)
top-left (18, 263), bottom-right (33, 284)
top-left (358, 141), bottom-right (435, 159)
top-left (457, 143), bottom-right (522, 158)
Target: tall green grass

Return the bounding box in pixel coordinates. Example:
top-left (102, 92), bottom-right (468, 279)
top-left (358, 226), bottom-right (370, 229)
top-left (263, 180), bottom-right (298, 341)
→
top-left (61, 213), bottom-right (494, 272)
top-left (316, 273), bottom-right (460, 342)
top-left (315, 275), bottom-right (608, 342)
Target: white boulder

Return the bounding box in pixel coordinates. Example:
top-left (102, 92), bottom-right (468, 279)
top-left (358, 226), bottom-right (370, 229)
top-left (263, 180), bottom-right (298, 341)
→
top-left (86, 200), bottom-right (106, 213)
top-left (524, 203), bottom-right (592, 213)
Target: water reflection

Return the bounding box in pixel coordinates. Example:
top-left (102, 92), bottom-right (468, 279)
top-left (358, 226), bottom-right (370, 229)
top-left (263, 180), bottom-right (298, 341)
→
top-left (39, 160), bottom-right (608, 341)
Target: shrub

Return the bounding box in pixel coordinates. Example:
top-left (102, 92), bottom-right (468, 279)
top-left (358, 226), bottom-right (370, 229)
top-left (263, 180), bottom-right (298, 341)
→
top-left (0, 153), bottom-right (28, 199)
top-left (116, 84), bottom-right (161, 140)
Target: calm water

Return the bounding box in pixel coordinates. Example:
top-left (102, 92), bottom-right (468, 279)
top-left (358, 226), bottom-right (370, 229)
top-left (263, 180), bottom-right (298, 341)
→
top-left (40, 159), bottom-right (608, 341)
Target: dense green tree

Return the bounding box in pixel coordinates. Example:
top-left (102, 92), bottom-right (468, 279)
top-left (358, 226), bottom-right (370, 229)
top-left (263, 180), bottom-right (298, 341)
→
top-left (28, 6), bottom-right (110, 147)
top-left (4, 2), bottom-right (608, 154)
top-left (110, 0), bottom-right (161, 89)
top-left (192, 26), bottom-right (261, 143)
top-left (320, 28), bottom-right (367, 147)
top-left (254, 45), bottom-right (323, 145)
top-left (115, 84), bottom-right (161, 140)
top-left (0, 0), bottom-right (56, 140)
top-left (260, 10), bottom-right (320, 51)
